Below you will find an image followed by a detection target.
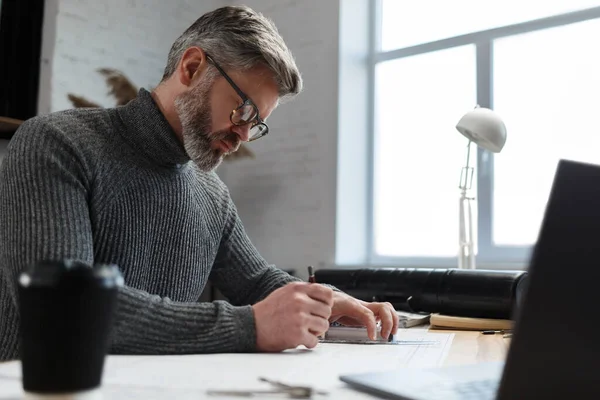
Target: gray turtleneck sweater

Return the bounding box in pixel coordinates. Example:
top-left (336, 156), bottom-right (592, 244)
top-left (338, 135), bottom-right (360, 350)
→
top-left (0, 88), bottom-right (301, 361)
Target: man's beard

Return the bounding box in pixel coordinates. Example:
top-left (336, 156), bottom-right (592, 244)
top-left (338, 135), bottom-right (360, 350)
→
top-left (174, 79), bottom-right (241, 172)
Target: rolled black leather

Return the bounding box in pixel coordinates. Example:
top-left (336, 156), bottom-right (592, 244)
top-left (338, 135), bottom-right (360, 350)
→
top-left (315, 268), bottom-right (528, 319)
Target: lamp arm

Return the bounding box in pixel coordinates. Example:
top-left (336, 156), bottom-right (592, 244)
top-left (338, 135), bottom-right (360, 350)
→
top-left (458, 141), bottom-right (476, 269)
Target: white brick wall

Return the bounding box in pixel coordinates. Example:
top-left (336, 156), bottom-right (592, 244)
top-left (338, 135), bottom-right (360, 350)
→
top-left (219, 0), bottom-right (340, 279)
top-left (49, 0), bottom-right (226, 112)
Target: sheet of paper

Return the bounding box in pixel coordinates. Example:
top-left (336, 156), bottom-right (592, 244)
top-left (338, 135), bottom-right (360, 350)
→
top-left (102, 331), bottom-right (454, 395)
top-left (0, 362), bottom-right (22, 400)
top-left (0, 361), bottom-right (20, 379)
top-left (0, 331), bottom-right (454, 400)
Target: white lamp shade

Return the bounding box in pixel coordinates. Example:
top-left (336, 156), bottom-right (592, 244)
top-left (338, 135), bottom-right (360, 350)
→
top-left (456, 107), bottom-right (507, 153)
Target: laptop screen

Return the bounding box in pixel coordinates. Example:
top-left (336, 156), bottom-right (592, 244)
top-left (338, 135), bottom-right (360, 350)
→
top-left (497, 159), bottom-right (600, 399)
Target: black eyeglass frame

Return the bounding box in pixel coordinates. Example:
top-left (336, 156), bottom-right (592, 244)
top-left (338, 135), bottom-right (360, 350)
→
top-left (205, 54), bottom-right (269, 141)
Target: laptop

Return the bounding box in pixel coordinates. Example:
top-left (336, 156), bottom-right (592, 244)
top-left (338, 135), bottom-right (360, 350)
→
top-left (340, 159), bottom-right (600, 400)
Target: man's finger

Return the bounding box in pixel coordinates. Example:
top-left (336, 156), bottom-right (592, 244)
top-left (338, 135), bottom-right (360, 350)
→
top-left (363, 308), bottom-right (378, 340)
top-left (378, 304), bottom-right (394, 340)
top-left (307, 315), bottom-right (330, 336)
top-left (388, 303), bottom-right (399, 335)
top-left (302, 332), bottom-right (319, 349)
top-left (307, 298), bottom-right (332, 319)
top-left (343, 303), bottom-right (377, 340)
top-left (305, 284), bottom-right (334, 306)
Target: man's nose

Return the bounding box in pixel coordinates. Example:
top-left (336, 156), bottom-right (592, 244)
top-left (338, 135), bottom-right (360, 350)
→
top-left (231, 124), bottom-right (251, 142)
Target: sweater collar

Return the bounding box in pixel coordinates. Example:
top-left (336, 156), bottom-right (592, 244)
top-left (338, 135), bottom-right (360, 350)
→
top-left (117, 88), bottom-right (190, 166)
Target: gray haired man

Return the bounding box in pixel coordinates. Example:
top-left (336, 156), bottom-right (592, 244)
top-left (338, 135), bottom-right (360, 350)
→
top-left (0, 5), bottom-right (398, 361)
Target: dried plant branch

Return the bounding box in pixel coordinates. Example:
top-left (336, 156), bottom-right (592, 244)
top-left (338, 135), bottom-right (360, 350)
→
top-left (67, 94), bottom-right (101, 108)
top-left (97, 68), bottom-right (139, 105)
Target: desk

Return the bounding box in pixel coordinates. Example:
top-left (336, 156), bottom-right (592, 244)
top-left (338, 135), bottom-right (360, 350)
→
top-left (0, 327), bottom-right (509, 399)
top-left (438, 328), bottom-right (509, 366)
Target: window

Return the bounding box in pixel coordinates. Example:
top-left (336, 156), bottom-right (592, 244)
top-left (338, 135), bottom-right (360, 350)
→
top-left (371, 2), bottom-right (600, 267)
top-left (493, 19), bottom-right (600, 246)
top-left (374, 46), bottom-right (476, 258)
top-left (380, 1), bottom-right (600, 51)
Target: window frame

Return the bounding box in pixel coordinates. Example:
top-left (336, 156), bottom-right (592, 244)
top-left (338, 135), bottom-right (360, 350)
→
top-left (367, 3), bottom-right (600, 269)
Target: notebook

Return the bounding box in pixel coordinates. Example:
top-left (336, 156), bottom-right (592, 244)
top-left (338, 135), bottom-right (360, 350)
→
top-left (397, 311), bottom-right (430, 328)
top-left (429, 313), bottom-right (513, 331)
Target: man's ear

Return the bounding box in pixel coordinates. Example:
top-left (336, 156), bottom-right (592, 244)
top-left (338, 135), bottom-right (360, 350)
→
top-left (176, 47), bottom-right (209, 87)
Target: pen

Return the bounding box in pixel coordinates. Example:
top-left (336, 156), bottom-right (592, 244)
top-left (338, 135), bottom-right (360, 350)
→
top-left (307, 265), bottom-right (316, 283)
top-left (482, 330), bottom-right (511, 335)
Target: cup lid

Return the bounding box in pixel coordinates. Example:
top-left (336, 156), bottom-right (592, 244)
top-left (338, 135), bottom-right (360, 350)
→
top-left (19, 260), bottom-right (123, 288)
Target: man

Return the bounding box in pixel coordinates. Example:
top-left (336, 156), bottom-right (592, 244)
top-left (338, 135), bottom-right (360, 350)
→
top-left (0, 5), bottom-right (398, 361)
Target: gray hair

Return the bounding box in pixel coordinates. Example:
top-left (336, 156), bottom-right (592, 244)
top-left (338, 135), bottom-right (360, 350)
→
top-left (161, 5), bottom-right (303, 101)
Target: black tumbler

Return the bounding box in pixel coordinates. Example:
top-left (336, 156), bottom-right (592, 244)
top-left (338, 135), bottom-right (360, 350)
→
top-left (18, 260), bottom-right (123, 399)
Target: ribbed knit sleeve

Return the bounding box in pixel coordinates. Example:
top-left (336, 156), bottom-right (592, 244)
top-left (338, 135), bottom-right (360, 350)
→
top-left (110, 289), bottom-right (255, 354)
top-left (209, 193), bottom-right (302, 306)
top-left (0, 119), bottom-right (95, 361)
top-left (0, 120), bottom-right (256, 360)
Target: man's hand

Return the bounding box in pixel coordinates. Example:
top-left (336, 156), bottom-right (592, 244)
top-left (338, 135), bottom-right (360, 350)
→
top-left (329, 292), bottom-right (399, 340)
top-left (252, 282), bottom-right (334, 352)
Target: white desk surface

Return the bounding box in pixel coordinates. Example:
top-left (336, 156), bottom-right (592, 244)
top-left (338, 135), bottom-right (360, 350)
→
top-left (0, 328), bottom-right (509, 399)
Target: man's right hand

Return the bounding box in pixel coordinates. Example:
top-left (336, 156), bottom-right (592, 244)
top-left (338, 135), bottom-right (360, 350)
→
top-left (252, 282), bottom-right (334, 352)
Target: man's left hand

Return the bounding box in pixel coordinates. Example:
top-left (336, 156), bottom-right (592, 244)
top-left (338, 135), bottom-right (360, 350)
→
top-left (329, 291), bottom-right (399, 340)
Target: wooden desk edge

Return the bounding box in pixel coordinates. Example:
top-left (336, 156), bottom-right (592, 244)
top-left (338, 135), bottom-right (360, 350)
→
top-left (425, 326), bottom-right (510, 366)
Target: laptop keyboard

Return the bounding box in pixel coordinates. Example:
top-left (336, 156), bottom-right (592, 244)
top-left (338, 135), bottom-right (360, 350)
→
top-left (420, 379), bottom-right (498, 400)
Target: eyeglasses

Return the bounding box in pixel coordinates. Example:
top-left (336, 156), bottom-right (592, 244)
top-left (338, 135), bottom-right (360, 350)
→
top-left (205, 54), bottom-right (269, 142)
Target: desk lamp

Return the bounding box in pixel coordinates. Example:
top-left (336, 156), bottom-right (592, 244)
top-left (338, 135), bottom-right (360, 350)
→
top-left (455, 106), bottom-right (507, 269)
